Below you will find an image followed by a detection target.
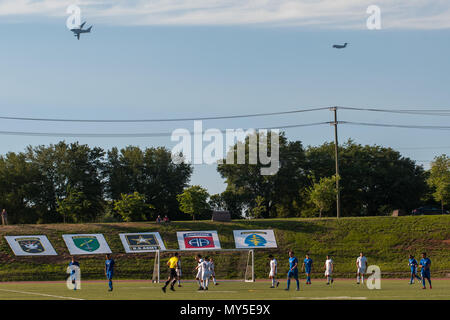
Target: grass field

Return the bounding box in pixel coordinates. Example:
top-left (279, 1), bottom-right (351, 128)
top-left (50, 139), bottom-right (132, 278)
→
top-left (0, 279), bottom-right (448, 300)
top-left (1, 215), bottom-right (449, 281)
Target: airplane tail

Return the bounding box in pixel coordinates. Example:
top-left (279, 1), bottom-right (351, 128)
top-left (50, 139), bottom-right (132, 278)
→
top-left (87, 26), bottom-right (92, 32)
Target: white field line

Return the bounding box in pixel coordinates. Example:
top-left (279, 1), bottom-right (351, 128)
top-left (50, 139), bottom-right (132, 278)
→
top-left (293, 296), bottom-right (367, 300)
top-left (0, 288), bottom-right (84, 300)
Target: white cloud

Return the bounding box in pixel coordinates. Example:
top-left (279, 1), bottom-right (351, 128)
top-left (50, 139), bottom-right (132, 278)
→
top-left (0, 0), bottom-right (449, 29)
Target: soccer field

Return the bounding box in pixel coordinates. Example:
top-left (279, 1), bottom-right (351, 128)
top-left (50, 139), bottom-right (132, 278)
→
top-left (0, 279), bottom-right (448, 300)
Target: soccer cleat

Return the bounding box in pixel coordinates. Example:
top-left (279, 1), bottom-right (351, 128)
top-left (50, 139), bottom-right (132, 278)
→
top-left (170, 286), bottom-right (175, 291)
top-left (198, 287), bottom-right (203, 291)
top-left (215, 283), bottom-right (219, 285)
top-left (430, 286), bottom-right (432, 289)
top-left (178, 285), bottom-right (182, 287)
top-left (296, 288), bottom-right (300, 291)
top-left (284, 288), bottom-right (289, 291)
top-left (205, 287), bottom-right (208, 291)
top-left (422, 287), bottom-right (426, 289)
top-left (270, 286), bottom-right (274, 288)
top-left (162, 287), bottom-right (166, 293)
top-left (326, 282), bottom-right (329, 285)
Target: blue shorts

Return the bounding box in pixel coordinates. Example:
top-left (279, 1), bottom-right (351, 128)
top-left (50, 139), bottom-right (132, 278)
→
top-left (421, 270), bottom-right (430, 278)
top-left (305, 269), bottom-right (311, 274)
top-left (287, 269), bottom-right (298, 279)
top-left (106, 272), bottom-right (114, 280)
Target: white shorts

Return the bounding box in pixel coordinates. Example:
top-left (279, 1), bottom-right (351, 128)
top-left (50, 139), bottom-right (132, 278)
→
top-left (202, 271), bottom-right (211, 280)
top-left (269, 271), bottom-right (276, 277)
top-left (196, 270), bottom-right (202, 279)
top-left (176, 269), bottom-right (182, 277)
top-left (325, 270), bottom-right (332, 276)
top-left (357, 267), bottom-right (366, 274)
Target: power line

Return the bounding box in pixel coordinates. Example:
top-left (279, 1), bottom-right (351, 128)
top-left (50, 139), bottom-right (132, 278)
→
top-left (0, 105), bottom-right (449, 123)
top-left (0, 122), bottom-right (329, 138)
top-left (0, 119), bottom-right (449, 137)
top-left (338, 106), bottom-right (450, 116)
top-left (0, 107), bottom-right (330, 123)
top-left (342, 121), bottom-right (450, 130)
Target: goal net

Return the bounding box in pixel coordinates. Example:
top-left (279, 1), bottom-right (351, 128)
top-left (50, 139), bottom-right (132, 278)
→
top-left (151, 249), bottom-right (255, 283)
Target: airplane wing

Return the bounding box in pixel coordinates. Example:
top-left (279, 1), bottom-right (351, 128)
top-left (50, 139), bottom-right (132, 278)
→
top-left (80, 21), bottom-right (86, 29)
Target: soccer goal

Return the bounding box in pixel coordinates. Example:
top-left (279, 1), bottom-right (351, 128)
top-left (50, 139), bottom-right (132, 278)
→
top-left (151, 249), bottom-right (255, 283)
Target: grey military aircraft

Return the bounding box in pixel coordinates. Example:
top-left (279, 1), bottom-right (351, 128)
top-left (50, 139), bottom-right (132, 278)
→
top-left (332, 43), bottom-right (348, 49)
top-left (70, 22), bottom-right (92, 40)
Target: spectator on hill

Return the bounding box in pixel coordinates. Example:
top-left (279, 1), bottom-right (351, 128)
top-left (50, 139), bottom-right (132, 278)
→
top-left (1, 209), bottom-right (8, 225)
top-left (156, 215), bottom-right (162, 224)
top-left (163, 215), bottom-right (170, 223)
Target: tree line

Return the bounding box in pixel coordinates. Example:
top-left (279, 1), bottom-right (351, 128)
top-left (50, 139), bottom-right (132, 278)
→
top-left (0, 135), bottom-right (448, 224)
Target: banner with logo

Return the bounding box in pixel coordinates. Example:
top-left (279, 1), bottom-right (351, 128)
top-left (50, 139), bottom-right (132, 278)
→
top-left (5, 235), bottom-right (57, 256)
top-left (119, 232), bottom-right (166, 253)
top-left (177, 231), bottom-right (221, 251)
top-left (233, 230), bottom-right (277, 248)
top-left (62, 234), bottom-right (112, 255)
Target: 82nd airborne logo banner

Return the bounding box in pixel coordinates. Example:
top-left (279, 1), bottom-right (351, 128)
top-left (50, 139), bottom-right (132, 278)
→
top-left (177, 231), bottom-right (221, 251)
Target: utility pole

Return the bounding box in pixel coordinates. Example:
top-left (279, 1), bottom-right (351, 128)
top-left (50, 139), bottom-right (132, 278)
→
top-left (330, 107), bottom-right (341, 219)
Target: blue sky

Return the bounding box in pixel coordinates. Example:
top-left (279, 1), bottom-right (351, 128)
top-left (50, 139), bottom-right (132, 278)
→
top-left (0, 1), bottom-right (449, 194)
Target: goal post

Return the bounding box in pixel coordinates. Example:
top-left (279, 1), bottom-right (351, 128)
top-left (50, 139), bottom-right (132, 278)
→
top-left (151, 250), bottom-right (160, 283)
top-left (244, 249), bottom-right (255, 282)
top-left (152, 249), bottom-right (255, 283)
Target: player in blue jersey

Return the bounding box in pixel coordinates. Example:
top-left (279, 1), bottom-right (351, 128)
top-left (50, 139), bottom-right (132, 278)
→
top-left (302, 254), bottom-right (313, 285)
top-left (419, 252), bottom-right (432, 289)
top-left (408, 255), bottom-right (421, 284)
top-left (105, 254), bottom-right (115, 292)
top-left (68, 256), bottom-right (80, 290)
top-left (285, 251), bottom-right (300, 291)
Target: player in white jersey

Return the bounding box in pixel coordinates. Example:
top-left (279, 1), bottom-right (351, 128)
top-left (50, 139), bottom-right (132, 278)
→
top-left (194, 254), bottom-right (204, 290)
top-left (324, 255), bottom-right (334, 285)
top-left (268, 255), bottom-right (280, 288)
top-left (209, 257), bottom-right (218, 285)
top-left (356, 252), bottom-right (368, 284)
top-left (176, 256), bottom-right (182, 287)
top-left (195, 256), bottom-right (212, 290)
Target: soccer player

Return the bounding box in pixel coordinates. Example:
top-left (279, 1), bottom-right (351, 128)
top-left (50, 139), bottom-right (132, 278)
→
top-left (408, 254), bottom-right (421, 284)
top-left (176, 255), bottom-right (182, 287)
top-left (302, 254), bottom-right (313, 284)
top-left (209, 257), bottom-right (218, 285)
top-left (68, 256), bottom-right (80, 290)
top-left (268, 255), bottom-right (279, 288)
top-left (194, 254), bottom-right (204, 290)
top-left (196, 256), bottom-right (212, 290)
top-left (162, 252), bottom-right (179, 293)
top-left (419, 252), bottom-right (432, 289)
top-left (105, 254), bottom-right (115, 292)
top-left (356, 252), bottom-right (368, 284)
top-left (324, 255), bottom-right (334, 285)
top-left (285, 251), bottom-right (300, 291)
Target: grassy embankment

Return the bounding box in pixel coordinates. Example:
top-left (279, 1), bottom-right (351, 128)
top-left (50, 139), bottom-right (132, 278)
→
top-left (0, 215), bottom-right (449, 281)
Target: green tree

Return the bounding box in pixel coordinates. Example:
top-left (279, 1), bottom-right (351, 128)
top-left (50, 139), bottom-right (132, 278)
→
top-left (217, 132), bottom-right (308, 218)
top-left (306, 140), bottom-right (427, 216)
top-left (56, 187), bottom-right (93, 223)
top-left (113, 192), bottom-right (155, 222)
top-left (105, 146), bottom-right (192, 220)
top-left (307, 175), bottom-right (338, 218)
top-left (427, 155), bottom-right (450, 212)
top-left (250, 196), bottom-right (267, 218)
top-left (177, 186), bottom-right (211, 220)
